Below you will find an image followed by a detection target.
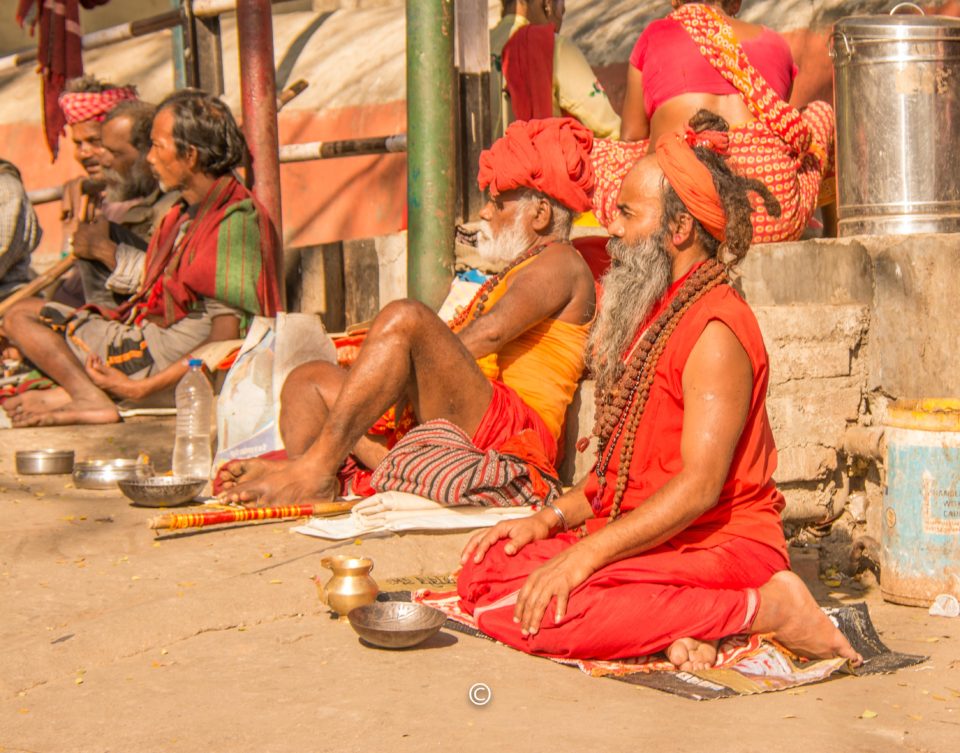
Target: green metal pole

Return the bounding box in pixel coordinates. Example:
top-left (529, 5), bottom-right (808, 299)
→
top-left (171, 0), bottom-right (187, 89)
top-left (406, 0), bottom-right (457, 310)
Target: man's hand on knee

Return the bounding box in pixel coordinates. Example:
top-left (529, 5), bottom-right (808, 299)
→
top-left (513, 545), bottom-right (600, 636)
top-left (460, 512), bottom-right (555, 566)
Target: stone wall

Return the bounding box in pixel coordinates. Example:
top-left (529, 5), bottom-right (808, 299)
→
top-left (739, 234), bottom-right (960, 544)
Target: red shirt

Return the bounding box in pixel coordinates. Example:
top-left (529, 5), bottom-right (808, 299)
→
top-left (630, 18), bottom-right (797, 119)
top-left (583, 279), bottom-right (787, 556)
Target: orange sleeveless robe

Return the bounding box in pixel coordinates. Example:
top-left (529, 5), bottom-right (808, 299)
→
top-left (457, 255), bottom-right (591, 443)
top-left (457, 274), bottom-right (791, 660)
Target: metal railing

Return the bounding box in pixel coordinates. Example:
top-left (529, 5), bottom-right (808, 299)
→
top-left (11, 1), bottom-right (408, 206)
top-left (27, 134), bottom-right (408, 205)
top-left (0, 0), bottom-right (257, 73)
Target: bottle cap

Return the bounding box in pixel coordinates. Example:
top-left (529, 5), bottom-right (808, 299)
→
top-left (188, 358), bottom-right (203, 368)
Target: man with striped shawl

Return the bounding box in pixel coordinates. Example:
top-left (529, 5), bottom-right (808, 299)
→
top-left (3, 91), bottom-right (280, 427)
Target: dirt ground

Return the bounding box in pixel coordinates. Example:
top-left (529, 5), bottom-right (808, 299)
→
top-left (2, 419), bottom-right (959, 753)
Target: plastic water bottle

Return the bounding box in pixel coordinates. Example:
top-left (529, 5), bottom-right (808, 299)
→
top-left (172, 358), bottom-right (213, 479)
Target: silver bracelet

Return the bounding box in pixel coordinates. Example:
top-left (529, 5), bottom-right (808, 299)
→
top-left (543, 502), bottom-right (568, 533)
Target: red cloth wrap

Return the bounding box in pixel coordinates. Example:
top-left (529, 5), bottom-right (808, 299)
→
top-left (116, 175), bottom-right (280, 327)
top-left (458, 535), bottom-right (787, 660)
top-left (501, 24), bottom-right (555, 122)
top-left (655, 129), bottom-right (728, 241)
top-left (472, 379), bottom-right (558, 471)
top-left (15, 0), bottom-right (111, 159)
top-left (477, 117), bottom-right (595, 213)
top-left (59, 87), bottom-right (138, 124)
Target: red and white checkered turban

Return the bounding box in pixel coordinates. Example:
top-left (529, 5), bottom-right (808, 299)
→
top-left (58, 86), bottom-right (138, 125)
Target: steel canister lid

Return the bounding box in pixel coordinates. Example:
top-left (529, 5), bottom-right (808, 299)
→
top-left (834, 13), bottom-right (960, 39)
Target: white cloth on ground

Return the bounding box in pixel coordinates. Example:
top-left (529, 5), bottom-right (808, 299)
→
top-left (292, 491), bottom-right (535, 540)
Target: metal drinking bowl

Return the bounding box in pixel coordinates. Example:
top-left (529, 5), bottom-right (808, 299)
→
top-left (347, 602), bottom-right (447, 649)
top-left (72, 458), bottom-right (154, 490)
top-left (16, 449), bottom-right (75, 475)
top-left (117, 476), bottom-right (207, 507)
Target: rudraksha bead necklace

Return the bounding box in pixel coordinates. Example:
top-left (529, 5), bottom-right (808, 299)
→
top-left (589, 258), bottom-right (729, 522)
top-left (448, 241), bottom-right (551, 331)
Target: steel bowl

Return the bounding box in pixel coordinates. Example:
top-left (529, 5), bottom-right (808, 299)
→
top-left (117, 476), bottom-right (207, 507)
top-left (16, 449), bottom-right (75, 475)
top-left (347, 602), bottom-right (446, 649)
top-left (72, 459), bottom-right (154, 490)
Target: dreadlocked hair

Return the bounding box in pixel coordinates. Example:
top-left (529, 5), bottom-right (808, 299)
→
top-left (660, 109), bottom-right (781, 265)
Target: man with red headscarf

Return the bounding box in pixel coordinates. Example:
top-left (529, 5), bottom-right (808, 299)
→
top-left (3, 91), bottom-right (279, 427)
top-left (56, 76), bottom-right (139, 224)
top-left (217, 117), bottom-right (597, 507)
top-left (457, 111), bottom-right (862, 669)
top-left (53, 75), bottom-right (140, 306)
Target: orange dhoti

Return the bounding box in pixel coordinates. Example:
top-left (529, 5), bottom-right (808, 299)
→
top-left (457, 535), bottom-right (788, 660)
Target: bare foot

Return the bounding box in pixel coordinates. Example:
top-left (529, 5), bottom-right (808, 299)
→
top-left (666, 637), bottom-right (719, 671)
top-left (219, 465), bottom-right (340, 507)
top-left (13, 398), bottom-right (120, 427)
top-left (216, 457), bottom-right (289, 491)
top-left (754, 571), bottom-right (863, 666)
top-left (4, 387), bottom-right (71, 417)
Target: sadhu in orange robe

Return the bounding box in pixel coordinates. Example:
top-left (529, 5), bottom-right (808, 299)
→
top-left (458, 267), bottom-right (790, 660)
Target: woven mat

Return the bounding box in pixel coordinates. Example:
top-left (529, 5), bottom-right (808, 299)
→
top-left (381, 590), bottom-right (926, 701)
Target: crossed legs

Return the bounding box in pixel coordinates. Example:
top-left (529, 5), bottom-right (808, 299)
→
top-left (2, 299), bottom-right (118, 426)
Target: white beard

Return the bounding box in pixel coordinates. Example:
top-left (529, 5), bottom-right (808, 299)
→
top-left (587, 231), bottom-right (672, 396)
top-left (476, 212), bottom-right (536, 271)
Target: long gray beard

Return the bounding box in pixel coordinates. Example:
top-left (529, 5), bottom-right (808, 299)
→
top-left (587, 231), bottom-right (672, 397)
top-left (476, 212), bottom-right (535, 271)
top-left (105, 156), bottom-right (158, 203)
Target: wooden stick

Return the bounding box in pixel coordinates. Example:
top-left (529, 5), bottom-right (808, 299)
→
top-left (277, 79), bottom-right (308, 110)
top-left (148, 501), bottom-right (356, 531)
top-left (0, 255), bottom-right (76, 319)
top-left (78, 193), bottom-right (94, 223)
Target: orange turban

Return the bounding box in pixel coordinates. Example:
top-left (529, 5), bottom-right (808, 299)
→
top-left (477, 117), bottom-right (595, 213)
top-left (655, 128), bottom-right (729, 241)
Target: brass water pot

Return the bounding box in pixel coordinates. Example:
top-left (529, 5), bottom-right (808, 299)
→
top-left (315, 555), bottom-right (378, 614)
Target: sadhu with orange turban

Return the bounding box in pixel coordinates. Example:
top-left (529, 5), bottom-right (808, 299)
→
top-left (455, 111), bottom-right (862, 671)
top-left (477, 117), bottom-right (595, 213)
top-left (212, 117), bottom-right (599, 516)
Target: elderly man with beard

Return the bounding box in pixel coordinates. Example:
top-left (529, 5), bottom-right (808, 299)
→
top-left (217, 118), bottom-right (596, 506)
top-left (70, 100), bottom-right (179, 308)
top-left (3, 90), bottom-right (280, 427)
top-left (457, 111), bottom-right (862, 669)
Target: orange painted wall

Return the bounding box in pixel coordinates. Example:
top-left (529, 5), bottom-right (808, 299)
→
top-left (277, 101), bottom-right (406, 249)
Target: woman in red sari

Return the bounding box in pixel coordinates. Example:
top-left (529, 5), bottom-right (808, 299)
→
top-left (593, 0), bottom-right (834, 243)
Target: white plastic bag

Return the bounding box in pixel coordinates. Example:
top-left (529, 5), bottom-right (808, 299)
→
top-left (213, 313), bottom-right (336, 469)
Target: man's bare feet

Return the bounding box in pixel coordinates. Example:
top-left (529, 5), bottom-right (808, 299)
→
top-left (666, 637), bottom-right (719, 671)
top-left (218, 465), bottom-right (340, 507)
top-left (12, 398), bottom-right (120, 427)
top-left (754, 571), bottom-right (863, 666)
top-left (3, 388), bottom-right (71, 417)
top-left (216, 457), bottom-right (289, 491)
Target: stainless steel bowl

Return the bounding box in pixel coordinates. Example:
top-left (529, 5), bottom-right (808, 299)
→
top-left (347, 602), bottom-right (446, 649)
top-left (72, 459), bottom-right (154, 490)
top-left (117, 476), bottom-right (207, 507)
top-left (16, 449), bottom-right (75, 475)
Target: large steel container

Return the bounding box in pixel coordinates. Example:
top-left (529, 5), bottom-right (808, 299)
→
top-left (832, 10), bottom-right (960, 236)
